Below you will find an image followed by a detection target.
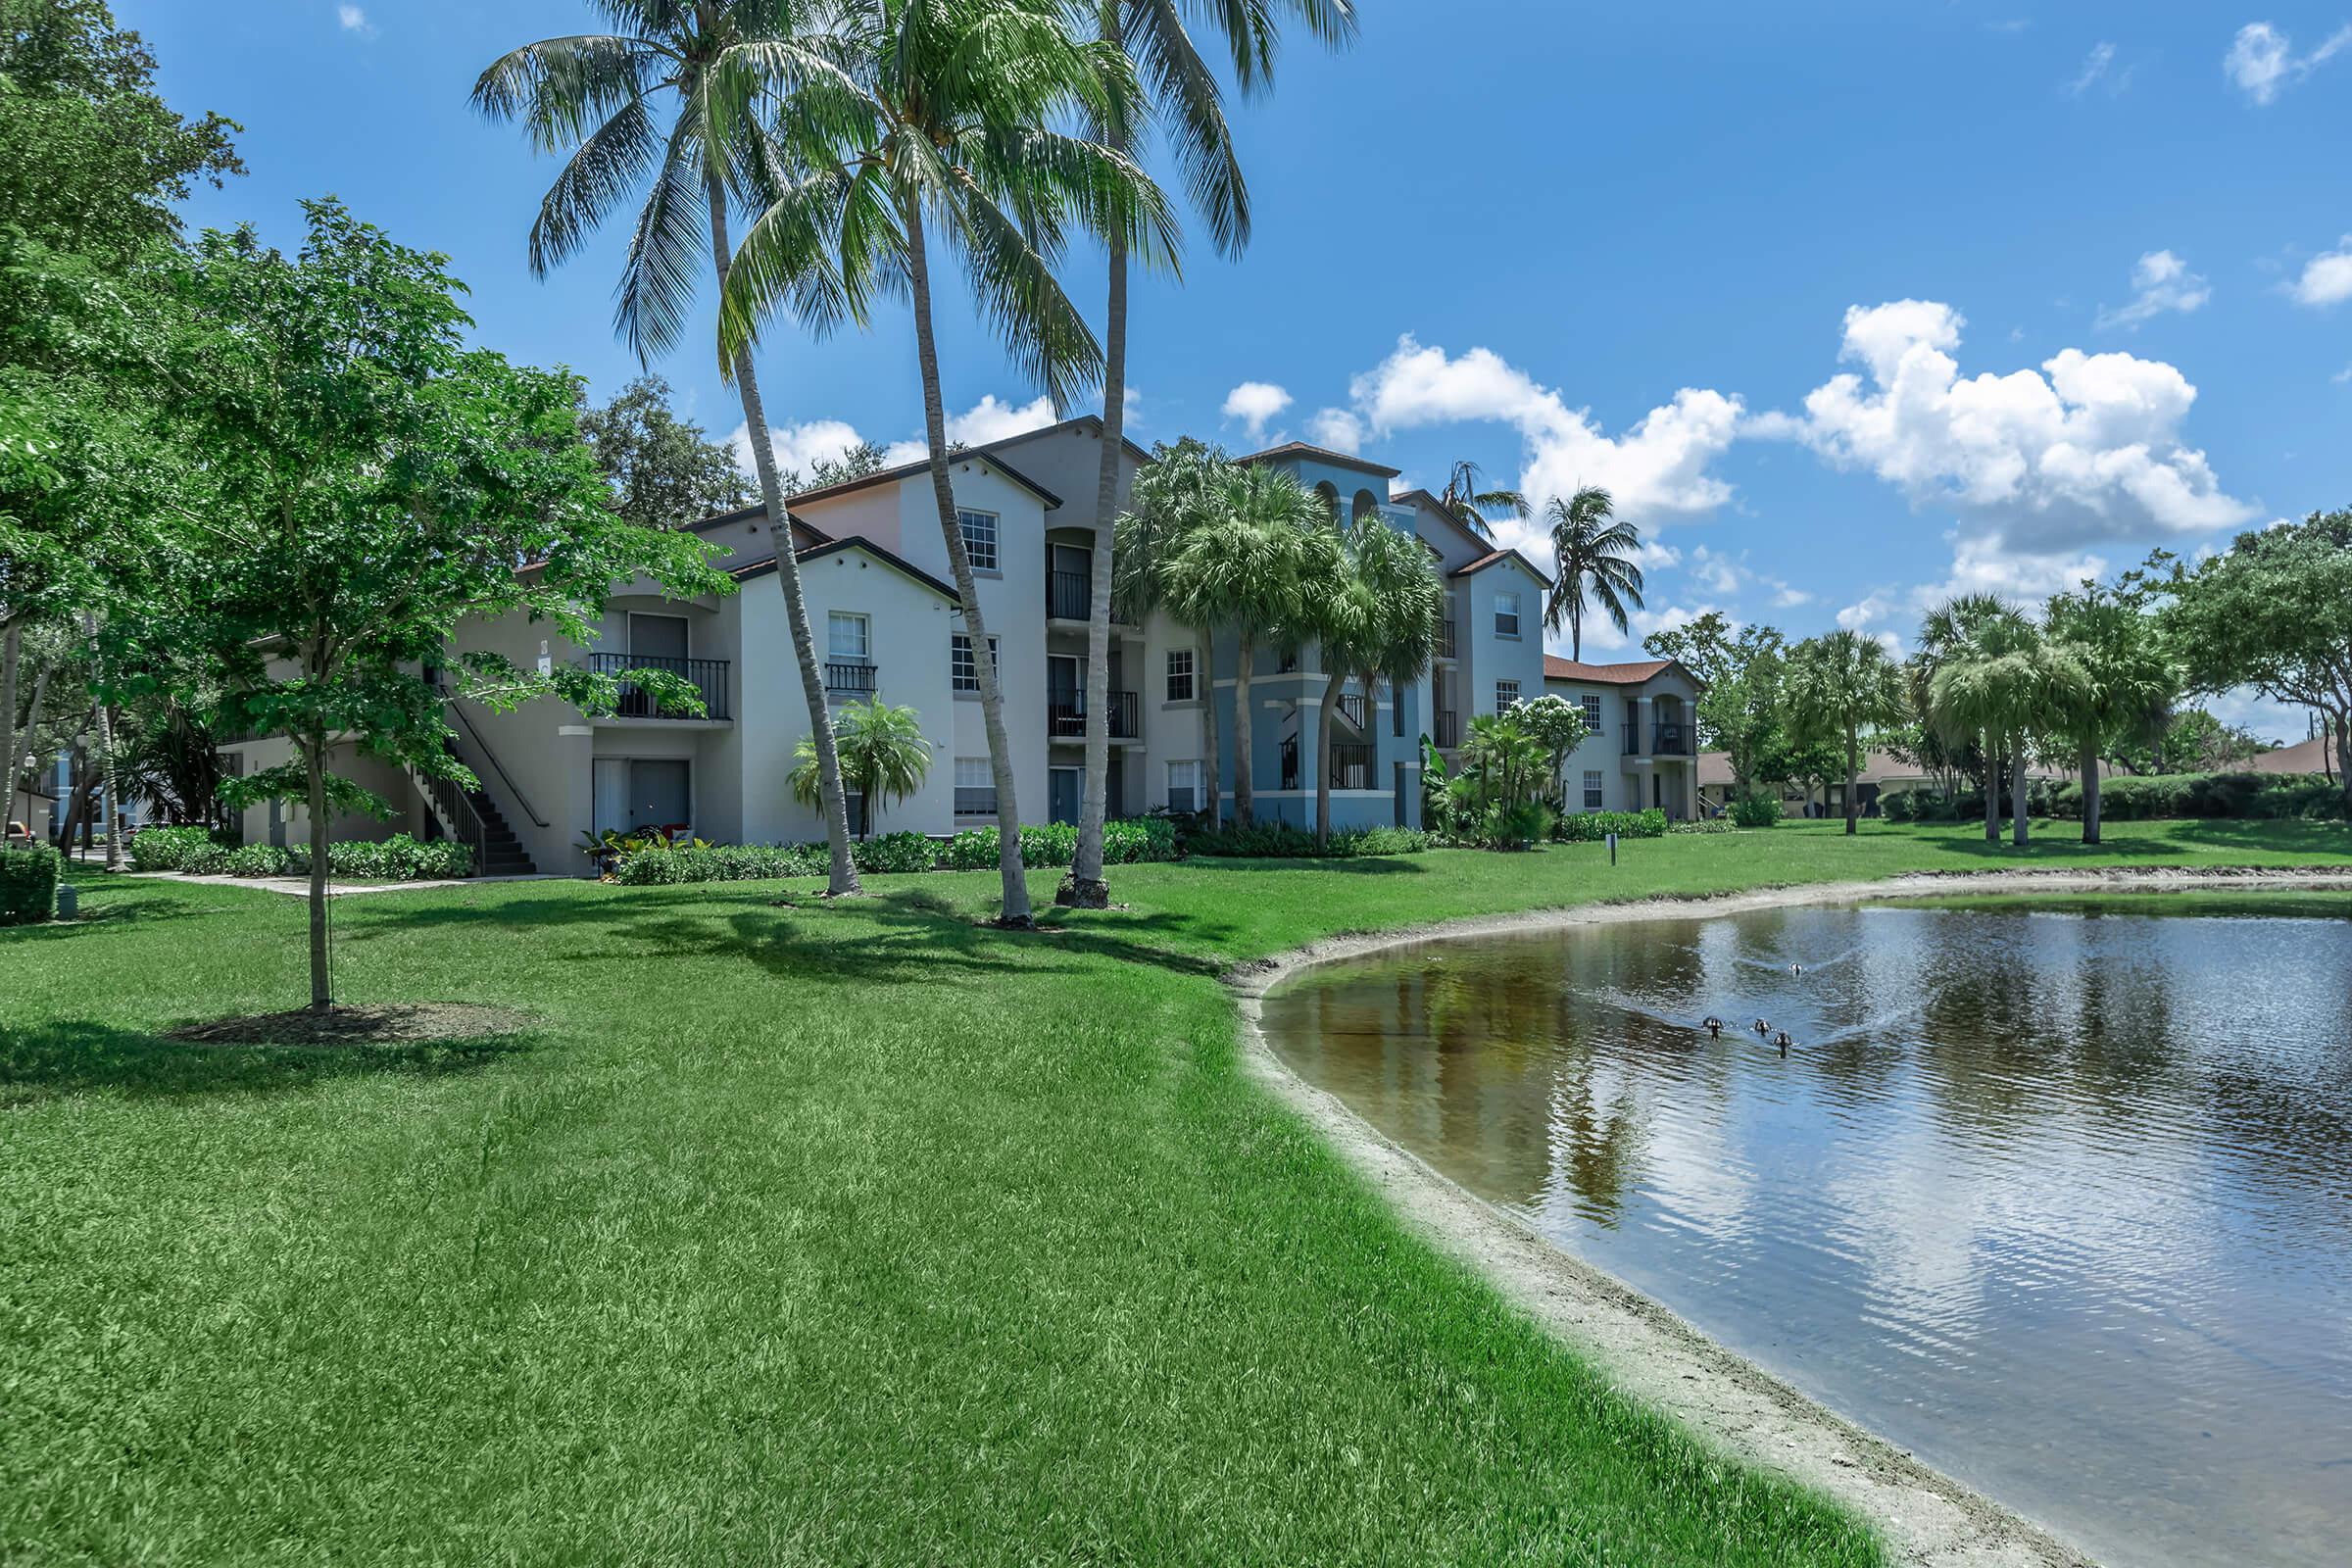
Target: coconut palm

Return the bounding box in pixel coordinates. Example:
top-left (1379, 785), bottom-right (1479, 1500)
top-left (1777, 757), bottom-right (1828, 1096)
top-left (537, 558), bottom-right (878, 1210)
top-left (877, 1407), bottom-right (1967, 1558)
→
top-left (2044, 584), bottom-right (2177, 846)
top-left (1307, 512), bottom-right (1443, 848)
top-left (1785, 629), bottom-right (1910, 837)
top-left (472, 0), bottom-right (864, 898)
top-left (1542, 486), bottom-right (1644, 661)
top-left (1062, 0), bottom-right (1356, 907)
top-left (1438, 459), bottom-right (1530, 539)
top-left (713, 0), bottom-right (1174, 926)
top-left (1163, 465), bottom-right (1322, 829)
top-left (1113, 436), bottom-right (1233, 823)
top-left (789, 695), bottom-right (931, 838)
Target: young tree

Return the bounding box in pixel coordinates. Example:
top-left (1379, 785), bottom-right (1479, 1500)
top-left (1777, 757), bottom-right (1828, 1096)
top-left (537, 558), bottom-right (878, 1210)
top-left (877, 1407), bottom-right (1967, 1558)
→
top-left (1062, 0), bottom-right (1356, 908)
top-left (2163, 510), bottom-right (2352, 815)
top-left (474, 0), bottom-right (864, 898)
top-left (578, 374), bottom-right (754, 529)
top-left (1306, 511), bottom-right (1443, 847)
top-left (790, 696), bottom-right (932, 838)
top-left (716, 0), bottom-right (1174, 924)
top-left (1512, 693), bottom-right (1593, 808)
top-left (156, 202), bottom-right (727, 1010)
top-left (1543, 486), bottom-right (1643, 661)
top-left (2043, 580), bottom-right (2177, 844)
top-left (1785, 629), bottom-right (1909, 835)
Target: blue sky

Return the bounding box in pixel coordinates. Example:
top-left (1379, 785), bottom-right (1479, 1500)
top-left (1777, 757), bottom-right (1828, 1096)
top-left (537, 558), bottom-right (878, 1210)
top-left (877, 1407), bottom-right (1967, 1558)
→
top-left (130, 2), bottom-right (2352, 737)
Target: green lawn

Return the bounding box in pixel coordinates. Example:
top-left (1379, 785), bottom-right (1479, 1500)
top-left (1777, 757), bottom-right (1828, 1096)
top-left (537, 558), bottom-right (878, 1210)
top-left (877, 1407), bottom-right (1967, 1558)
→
top-left (5, 819), bottom-right (2347, 1565)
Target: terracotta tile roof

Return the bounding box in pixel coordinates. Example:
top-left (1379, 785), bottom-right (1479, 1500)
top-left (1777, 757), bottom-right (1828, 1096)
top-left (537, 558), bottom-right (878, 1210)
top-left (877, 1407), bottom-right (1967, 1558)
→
top-left (1544, 656), bottom-right (1674, 684)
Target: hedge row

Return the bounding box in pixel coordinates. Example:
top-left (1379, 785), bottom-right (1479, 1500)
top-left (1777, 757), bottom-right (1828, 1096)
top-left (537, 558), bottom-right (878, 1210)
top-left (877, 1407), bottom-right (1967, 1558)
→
top-left (1555, 808), bottom-right (1668, 843)
top-left (0, 845), bottom-right (61, 925)
top-left (1185, 822), bottom-right (1435, 859)
top-left (611, 818), bottom-right (1183, 886)
top-left (127, 826), bottom-right (473, 879)
top-left (2049, 771), bottom-right (2346, 821)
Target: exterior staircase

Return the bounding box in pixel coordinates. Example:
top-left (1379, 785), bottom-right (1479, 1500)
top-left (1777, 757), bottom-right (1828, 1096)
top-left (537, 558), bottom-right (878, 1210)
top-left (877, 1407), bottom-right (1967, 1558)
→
top-left (464, 781), bottom-right (536, 877)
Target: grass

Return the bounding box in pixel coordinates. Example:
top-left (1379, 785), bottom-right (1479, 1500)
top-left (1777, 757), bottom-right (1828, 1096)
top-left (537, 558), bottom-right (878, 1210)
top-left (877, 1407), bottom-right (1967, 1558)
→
top-left (4, 818), bottom-right (2347, 1565)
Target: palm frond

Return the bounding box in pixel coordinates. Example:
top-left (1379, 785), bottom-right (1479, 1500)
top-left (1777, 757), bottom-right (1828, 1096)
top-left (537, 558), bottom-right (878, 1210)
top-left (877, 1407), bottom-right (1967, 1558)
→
top-left (612, 109), bottom-right (710, 365)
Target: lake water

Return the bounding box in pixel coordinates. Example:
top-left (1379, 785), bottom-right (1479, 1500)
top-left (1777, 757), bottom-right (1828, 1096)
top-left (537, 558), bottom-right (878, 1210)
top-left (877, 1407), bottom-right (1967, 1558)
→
top-left (1261, 893), bottom-right (2352, 1568)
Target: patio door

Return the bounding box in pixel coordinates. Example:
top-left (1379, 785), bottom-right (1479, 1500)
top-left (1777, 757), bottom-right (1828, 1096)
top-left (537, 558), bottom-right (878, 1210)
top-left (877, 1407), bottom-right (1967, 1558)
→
top-left (628, 612), bottom-right (688, 662)
top-left (1049, 654), bottom-right (1081, 736)
top-left (595, 758), bottom-right (691, 837)
top-left (1049, 766), bottom-right (1081, 824)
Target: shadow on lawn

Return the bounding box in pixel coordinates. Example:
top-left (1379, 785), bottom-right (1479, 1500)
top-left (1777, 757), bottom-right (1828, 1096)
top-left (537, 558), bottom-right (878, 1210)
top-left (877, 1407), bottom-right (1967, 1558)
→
top-left (1, 1017), bottom-right (535, 1106)
top-left (1183, 855), bottom-right (1429, 875)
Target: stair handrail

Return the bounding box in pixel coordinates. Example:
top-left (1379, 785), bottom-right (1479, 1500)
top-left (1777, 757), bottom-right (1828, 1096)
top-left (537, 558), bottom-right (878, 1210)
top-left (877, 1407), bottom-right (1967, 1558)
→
top-left (434, 678), bottom-right (549, 828)
top-left (409, 760), bottom-right (490, 877)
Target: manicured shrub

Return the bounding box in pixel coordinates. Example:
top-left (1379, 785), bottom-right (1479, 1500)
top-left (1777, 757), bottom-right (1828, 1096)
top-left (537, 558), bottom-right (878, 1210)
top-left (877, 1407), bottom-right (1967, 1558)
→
top-left (128, 825), bottom-right (216, 871)
top-left (2048, 770), bottom-right (2345, 822)
top-left (1729, 793), bottom-right (1782, 829)
top-left (0, 844), bottom-right (61, 925)
top-left (1018, 820), bottom-right (1078, 868)
top-left (324, 834), bottom-right (472, 880)
top-left (853, 831), bottom-right (938, 874)
top-left (1556, 808), bottom-right (1669, 843)
top-left (1101, 816), bottom-right (1179, 864)
top-left (225, 844), bottom-right (292, 877)
top-left (182, 842), bottom-right (234, 875)
top-left (610, 840), bottom-right (848, 884)
top-left (1340, 825), bottom-right (1433, 856)
top-left (1672, 816), bottom-right (1740, 835)
top-left (941, 827), bottom-right (1001, 871)
top-left (1185, 821), bottom-right (1436, 859)
top-left (1481, 800), bottom-right (1554, 850)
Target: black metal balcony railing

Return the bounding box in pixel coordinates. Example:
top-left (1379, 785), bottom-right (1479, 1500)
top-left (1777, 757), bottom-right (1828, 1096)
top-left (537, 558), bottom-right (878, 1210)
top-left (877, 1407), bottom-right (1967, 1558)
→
top-left (954, 786), bottom-right (998, 816)
top-left (587, 653), bottom-right (731, 720)
top-left (824, 661), bottom-right (878, 698)
top-left (1328, 741), bottom-right (1374, 792)
top-left (1337, 692), bottom-right (1368, 729)
top-left (1047, 570), bottom-right (1091, 620)
top-left (1434, 710), bottom-right (1460, 750)
top-left (1437, 619), bottom-right (1457, 660)
top-left (1049, 690), bottom-right (1140, 740)
top-left (1651, 722), bottom-right (1692, 757)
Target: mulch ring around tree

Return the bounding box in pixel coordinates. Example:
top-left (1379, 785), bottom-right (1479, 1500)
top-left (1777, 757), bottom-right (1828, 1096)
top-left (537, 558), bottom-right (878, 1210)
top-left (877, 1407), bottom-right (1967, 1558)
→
top-left (164, 1003), bottom-right (534, 1048)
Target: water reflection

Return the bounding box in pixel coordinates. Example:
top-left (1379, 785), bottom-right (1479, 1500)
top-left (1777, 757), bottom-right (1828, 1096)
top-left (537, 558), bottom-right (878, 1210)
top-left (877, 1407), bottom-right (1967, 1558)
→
top-left (1263, 893), bottom-right (2352, 1568)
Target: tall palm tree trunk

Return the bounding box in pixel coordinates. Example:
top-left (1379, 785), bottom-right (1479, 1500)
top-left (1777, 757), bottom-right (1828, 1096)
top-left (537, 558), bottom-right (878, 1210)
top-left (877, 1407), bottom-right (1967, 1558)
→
top-left (1198, 631), bottom-right (1220, 827)
top-left (1314, 666), bottom-right (1343, 848)
top-left (705, 173), bottom-right (860, 898)
top-left (1063, 240), bottom-right (1124, 906)
top-left (1842, 726), bottom-right (1859, 837)
top-left (2011, 732), bottom-right (2030, 847)
top-left (1232, 634), bottom-right (1255, 829)
top-left (2079, 738), bottom-right (2102, 846)
top-left (905, 201), bottom-right (1030, 925)
top-left (1569, 603), bottom-right (1582, 662)
top-left (1984, 735), bottom-right (2001, 842)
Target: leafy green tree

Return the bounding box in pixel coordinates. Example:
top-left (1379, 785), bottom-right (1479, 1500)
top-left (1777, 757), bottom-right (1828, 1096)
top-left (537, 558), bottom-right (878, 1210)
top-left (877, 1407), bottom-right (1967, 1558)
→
top-left (716, 0), bottom-right (1174, 926)
top-left (1113, 437), bottom-right (1234, 822)
top-left (1785, 629), bottom-right (1909, 835)
top-left (2162, 509), bottom-right (2352, 815)
top-left (1644, 612), bottom-right (1788, 806)
top-left (1542, 485), bottom-right (1644, 661)
top-left (579, 373), bottom-right (754, 529)
top-left (473, 0), bottom-right (863, 898)
top-left (1063, 0), bottom-right (1355, 906)
top-left (791, 696), bottom-right (932, 838)
top-left (1306, 510), bottom-right (1444, 847)
top-left (1438, 458), bottom-right (1529, 539)
top-left (2043, 580), bottom-right (2177, 843)
top-left (1511, 694), bottom-right (1593, 808)
top-left (153, 202), bottom-right (728, 1010)
top-left (786, 440), bottom-right (891, 492)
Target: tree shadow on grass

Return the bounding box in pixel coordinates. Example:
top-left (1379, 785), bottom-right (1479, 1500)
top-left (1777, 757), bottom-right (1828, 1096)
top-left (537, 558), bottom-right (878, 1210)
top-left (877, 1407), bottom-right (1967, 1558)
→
top-left (1183, 855), bottom-right (1429, 875)
top-left (1, 1016), bottom-right (537, 1107)
top-left (1912, 829), bottom-right (2184, 861)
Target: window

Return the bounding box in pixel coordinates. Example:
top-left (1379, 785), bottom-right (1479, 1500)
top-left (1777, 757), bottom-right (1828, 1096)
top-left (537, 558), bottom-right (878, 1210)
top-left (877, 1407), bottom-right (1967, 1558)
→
top-left (827, 611), bottom-right (869, 662)
top-left (1165, 647), bottom-right (1196, 703)
top-left (1580, 693), bottom-right (1602, 730)
top-left (956, 508), bottom-right (999, 572)
top-left (1167, 760), bottom-right (1204, 814)
top-left (955, 757), bottom-right (996, 816)
top-left (1584, 770), bottom-right (1604, 811)
top-left (1494, 589), bottom-right (1521, 637)
top-left (950, 632), bottom-right (999, 693)
top-left (1495, 679), bottom-right (1520, 710)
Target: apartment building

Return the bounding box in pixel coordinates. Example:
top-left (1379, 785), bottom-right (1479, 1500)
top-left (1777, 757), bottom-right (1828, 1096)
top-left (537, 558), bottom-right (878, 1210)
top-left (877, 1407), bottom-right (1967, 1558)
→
top-left (1543, 656), bottom-right (1703, 820)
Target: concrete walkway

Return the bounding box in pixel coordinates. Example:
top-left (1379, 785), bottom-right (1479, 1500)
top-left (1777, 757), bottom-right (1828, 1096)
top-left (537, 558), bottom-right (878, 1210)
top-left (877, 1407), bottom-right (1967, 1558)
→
top-left (111, 870), bottom-right (566, 899)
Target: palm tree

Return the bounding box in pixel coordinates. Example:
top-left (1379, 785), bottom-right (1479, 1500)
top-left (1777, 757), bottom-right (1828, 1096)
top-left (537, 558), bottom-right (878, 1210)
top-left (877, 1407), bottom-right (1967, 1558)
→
top-left (473, 0), bottom-right (864, 898)
top-left (1113, 437), bottom-right (1232, 823)
top-left (1542, 486), bottom-right (1644, 661)
top-left (1926, 604), bottom-right (2083, 848)
top-left (1307, 513), bottom-right (1443, 848)
top-left (1062, 0), bottom-right (1356, 907)
top-left (790, 696), bottom-right (931, 838)
top-left (1785, 629), bottom-right (1909, 836)
top-left (1438, 459), bottom-right (1530, 539)
top-left (714, 0), bottom-right (1173, 926)
top-left (2044, 584), bottom-right (2177, 846)
top-left (1917, 594), bottom-right (2025, 843)
top-left (1164, 465), bottom-right (1322, 829)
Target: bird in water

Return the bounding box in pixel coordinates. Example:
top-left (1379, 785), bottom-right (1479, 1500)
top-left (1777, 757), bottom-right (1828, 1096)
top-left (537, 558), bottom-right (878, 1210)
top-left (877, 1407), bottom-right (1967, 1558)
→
top-left (1774, 1030), bottom-right (1792, 1056)
top-left (1701, 1016), bottom-right (1725, 1038)
top-left (1752, 1018), bottom-right (1771, 1035)
top-left (1788, 963), bottom-right (1804, 976)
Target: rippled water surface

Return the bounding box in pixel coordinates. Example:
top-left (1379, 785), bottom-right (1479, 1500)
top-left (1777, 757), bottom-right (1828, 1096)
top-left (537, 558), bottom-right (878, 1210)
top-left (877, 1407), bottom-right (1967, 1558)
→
top-left (1262, 893), bottom-right (2352, 1568)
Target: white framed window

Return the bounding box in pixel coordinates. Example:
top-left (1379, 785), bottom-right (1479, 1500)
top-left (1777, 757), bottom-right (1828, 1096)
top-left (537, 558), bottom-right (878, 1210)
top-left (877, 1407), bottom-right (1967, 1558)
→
top-left (1494, 589), bottom-right (1521, 637)
top-left (1584, 770), bottom-right (1604, 810)
top-left (956, 508), bottom-right (999, 572)
top-left (1167, 760), bottom-right (1204, 814)
top-left (1580, 693), bottom-right (1602, 730)
top-left (1495, 678), bottom-right (1520, 710)
top-left (827, 611), bottom-right (869, 662)
top-left (1165, 647), bottom-right (1196, 703)
top-left (954, 756), bottom-right (996, 816)
top-left (950, 632), bottom-right (1000, 693)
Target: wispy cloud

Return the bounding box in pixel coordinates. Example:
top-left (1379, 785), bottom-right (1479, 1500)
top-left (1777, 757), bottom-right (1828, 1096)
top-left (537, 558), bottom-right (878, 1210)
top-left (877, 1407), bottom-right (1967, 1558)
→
top-left (2095, 250), bottom-right (2211, 330)
top-left (2068, 41), bottom-right (2117, 95)
top-left (2225, 20), bottom-right (2352, 105)
top-left (336, 5), bottom-right (374, 37)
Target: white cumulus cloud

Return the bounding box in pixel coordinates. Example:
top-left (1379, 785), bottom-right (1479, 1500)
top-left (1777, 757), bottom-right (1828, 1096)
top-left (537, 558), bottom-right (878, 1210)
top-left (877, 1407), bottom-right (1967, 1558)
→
top-left (2095, 250), bottom-right (2211, 329)
top-left (2287, 236), bottom-right (2352, 308)
top-left (1220, 381), bottom-right (1292, 441)
top-left (337, 4), bottom-right (372, 35)
top-left (730, 393), bottom-right (1062, 487)
top-left (2225, 20), bottom-right (2352, 104)
top-left (1305, 407), bottom-right (1364, 453)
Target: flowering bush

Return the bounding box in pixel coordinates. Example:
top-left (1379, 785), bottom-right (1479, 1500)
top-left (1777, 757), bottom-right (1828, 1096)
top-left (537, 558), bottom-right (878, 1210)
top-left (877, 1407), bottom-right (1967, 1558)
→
top-left (1555, 808), bottom-right (1668, 843)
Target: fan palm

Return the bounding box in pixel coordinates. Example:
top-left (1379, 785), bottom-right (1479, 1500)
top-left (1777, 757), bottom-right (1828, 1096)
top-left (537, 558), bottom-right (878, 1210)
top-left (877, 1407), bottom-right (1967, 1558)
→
top-left (1916, 594), bottom-right (2024, 842)
top-left (1062, 0), bottom-right (1355, 906)
top-left (713, 0), bottom-right (1173, 926)
top-left (2044, 584), bottom-right (2177, 845)
top-left (1163, 465), bottom-right (1322, 828)
top-left (1438, 459), bottom-right (1530, 539)
top-left (1113, 436), bottom-right (1233, 823)
top-left (1785, 628), bottom-right (1909, 837)
top-left (1926, 604), bottom-right (2084, 847)
top-left (471, 0), bottom-right (862, 897)
top-left (1542, 486), bottom-right (1644, 661)
top-left (1307, 512), bottom-right (1443, 848)
top-left (790, 695), bottom-right (931, 838)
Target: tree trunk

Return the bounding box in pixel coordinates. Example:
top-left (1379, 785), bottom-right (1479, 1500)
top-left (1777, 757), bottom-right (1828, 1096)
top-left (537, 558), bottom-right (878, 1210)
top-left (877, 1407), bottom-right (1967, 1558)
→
top-left (1842, 726), bottom-right (1859, 836)
top-left (1232, 634), bottom-right (1255, 829)
top-left (58, 748), bottom-right (94, 853)
top-left (2080, 737), bottom-right (2102, 846)
top-left (12, 656), bottom-right (52, 833)
top-left (1198, 631), bottom-right (1220, 827)
top-left (1569, 603), bottom-right (1582, 662)
top-left (905, 200), bottom-right (1029, 925)
top-left (2011, 733), bottom-right (2030, 848)
top-left (1314, 669), bottom-right (1343, 849)
top-left (306, 742), bottom-right (331, 1011)
top-left (2333, 710), bottom-right (2352, 816)
top-left (0, 621), bottom-right (20, 834)
top-left (84, 613), bottom-right (122, 871)
top-left (705, 172), bottom-right (861, 898)
top-left (1984, 734), bottom-right (2000, 841)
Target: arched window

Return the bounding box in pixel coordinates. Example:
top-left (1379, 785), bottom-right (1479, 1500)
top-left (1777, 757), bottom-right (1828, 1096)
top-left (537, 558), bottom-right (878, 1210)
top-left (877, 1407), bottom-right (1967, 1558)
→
top-left (1313, 480), bottom-right (1341, 521)
top-left (1351, 488), bottom-right (1380, 522)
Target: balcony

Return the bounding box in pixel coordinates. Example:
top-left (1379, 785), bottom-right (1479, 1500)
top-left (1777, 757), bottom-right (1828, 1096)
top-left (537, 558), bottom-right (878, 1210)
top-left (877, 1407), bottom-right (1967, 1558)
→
top-left (824, 661), bottom-right (878, 699)
top-left (1651, 722), bottom-right (1692, 757)
top-left (1280, 737), bottom-right (1374, 792)
top-left (1337, 691), bottom-right (1368, 729)
top-left (1434, 710), bottom-right (1460, 750)
top-left (1437, 619), bottom-right (1457, 661)
top-left (586, 653), bottom-right (730, 721)
top-left (1047, 569), bottom-right (1091, 621)
top-left (1049, 689), bottom-right (1140, 741)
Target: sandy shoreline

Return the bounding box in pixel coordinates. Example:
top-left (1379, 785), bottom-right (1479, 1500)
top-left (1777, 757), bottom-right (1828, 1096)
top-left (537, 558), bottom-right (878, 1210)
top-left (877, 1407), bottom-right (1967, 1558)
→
top-left (1226, 865), bottom-right (2352, 1568)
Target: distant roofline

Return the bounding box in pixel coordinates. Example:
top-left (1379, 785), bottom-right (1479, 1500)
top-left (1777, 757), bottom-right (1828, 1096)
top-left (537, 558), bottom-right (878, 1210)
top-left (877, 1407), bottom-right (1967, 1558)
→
top-left (781, 447), bottom-right (1064, 511)
top-left (1391, 486), bottom-right (1511, 560)
top-left (1450, 547), bottom-right (1554, 590)
top-left (1542, 656), bottom-right (1701, 688)
top-left (730, 529), bottom-right (956, 602)
top-left (1234, 440), bottom-right (1402, 479)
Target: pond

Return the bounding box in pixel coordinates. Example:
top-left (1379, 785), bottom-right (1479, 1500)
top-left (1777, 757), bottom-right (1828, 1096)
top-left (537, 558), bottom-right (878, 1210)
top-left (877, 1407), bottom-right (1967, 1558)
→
top-left (1261, 893), bottom-right (2352, 1568)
